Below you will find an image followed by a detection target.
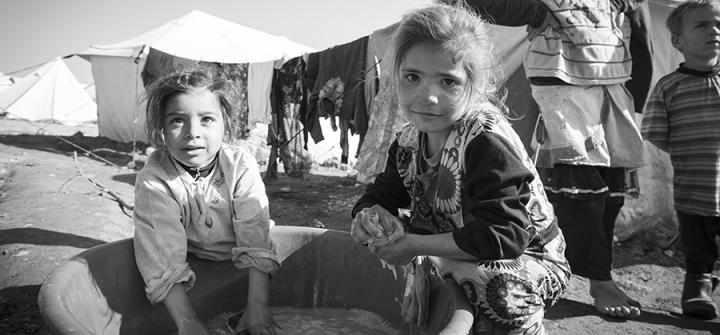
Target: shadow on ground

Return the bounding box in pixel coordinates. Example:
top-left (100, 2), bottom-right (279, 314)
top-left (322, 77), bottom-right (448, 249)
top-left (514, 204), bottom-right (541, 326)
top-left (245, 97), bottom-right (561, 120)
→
top-left (0, 228), bottom-right (107, 249)
top-left (0, 134), bottom-right (147, 168)
top-left (112, 173), bottom-right (137, 186)
top-left (0, 285), bottom-right (50, 335)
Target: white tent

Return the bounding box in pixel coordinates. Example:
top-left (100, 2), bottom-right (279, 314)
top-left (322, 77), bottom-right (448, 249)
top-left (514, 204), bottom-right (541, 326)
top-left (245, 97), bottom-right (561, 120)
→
top-left (0, 72), bottom-right (19, 93)
top-left (0, 58), bottom-right (97, 125)
top-left (78, 10), bottom-right (316, 143)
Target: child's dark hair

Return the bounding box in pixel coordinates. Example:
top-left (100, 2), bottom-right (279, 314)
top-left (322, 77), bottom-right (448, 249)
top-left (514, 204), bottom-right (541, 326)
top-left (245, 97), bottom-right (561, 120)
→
top-left (143, 64), bottom-right (244, 149)
top-left (667, 0), bottom-right (720, 37)
top-left (391, 3), bottom-right (506, 122)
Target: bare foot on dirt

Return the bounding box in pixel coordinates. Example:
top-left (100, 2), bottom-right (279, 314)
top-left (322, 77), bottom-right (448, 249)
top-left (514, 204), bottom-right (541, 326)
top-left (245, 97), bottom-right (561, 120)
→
top-left (589, 279), bottom-right (642, 318)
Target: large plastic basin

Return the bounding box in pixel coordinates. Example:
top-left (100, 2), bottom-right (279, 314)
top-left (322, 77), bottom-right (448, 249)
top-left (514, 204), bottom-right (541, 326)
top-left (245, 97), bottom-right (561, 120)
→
top-left (38, 226), bottom-right (456, 334)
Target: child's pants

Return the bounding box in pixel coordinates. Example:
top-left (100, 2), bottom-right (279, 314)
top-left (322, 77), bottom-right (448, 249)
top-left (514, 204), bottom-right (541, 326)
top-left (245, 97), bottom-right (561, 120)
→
top-left (677, 212), bottom-right (720, 274)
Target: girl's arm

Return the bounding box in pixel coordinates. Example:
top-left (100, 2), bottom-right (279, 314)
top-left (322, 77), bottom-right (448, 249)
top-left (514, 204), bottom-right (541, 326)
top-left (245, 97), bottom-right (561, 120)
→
top-left (451, 133), bottom-right (534, 260)
top-left (374, 132), bottom-right (534, 264)
top-left (227, 148), bottom-right (280, 333)
top-left (230, 150), bottom-right (280, 273)
top-left (133, 165), bottom-right (196, 303)
top-left (351, 140), bottom-right (412, 244)
top-left (233, 267), bottom-right (279, 334)
top-left (374, 232), bottom-right (477, 265)
top-left (352, 140), bottom-right (412, 216)
top-left (163, 284), bottom-right (211, 335)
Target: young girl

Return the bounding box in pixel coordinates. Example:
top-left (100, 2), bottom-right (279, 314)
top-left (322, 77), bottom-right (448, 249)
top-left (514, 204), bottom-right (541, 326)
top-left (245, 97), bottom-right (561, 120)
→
top-left (133, 66), bottom-right (280, 335)
top-left (350, 4), bottom-right (570, 334)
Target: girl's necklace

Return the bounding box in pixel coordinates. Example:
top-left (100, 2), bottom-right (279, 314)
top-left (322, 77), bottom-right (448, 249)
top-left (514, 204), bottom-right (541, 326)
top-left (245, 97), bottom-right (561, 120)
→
top-left (175, 154), bottom-right (219, 181)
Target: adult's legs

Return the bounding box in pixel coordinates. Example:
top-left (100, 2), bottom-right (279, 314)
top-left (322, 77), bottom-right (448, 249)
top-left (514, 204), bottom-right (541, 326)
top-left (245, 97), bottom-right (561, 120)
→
top-left (590, 196), bottom-right (642, 318)
top-left (544, 165), bottom-right (641, 318)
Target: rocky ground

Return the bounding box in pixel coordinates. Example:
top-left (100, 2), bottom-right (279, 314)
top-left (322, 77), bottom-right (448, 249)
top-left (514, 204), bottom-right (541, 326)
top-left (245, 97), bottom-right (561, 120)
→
top-left (0, 118), bottom-right (718, 334)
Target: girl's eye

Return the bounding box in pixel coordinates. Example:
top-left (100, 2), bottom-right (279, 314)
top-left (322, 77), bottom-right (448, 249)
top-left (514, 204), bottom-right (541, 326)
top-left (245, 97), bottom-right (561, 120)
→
top-left (404, 73), bottom-right (420, 82)
top-left (442, 78), bottom-right (457, 87)
top-left (202, 116), bottom-right (216, 123)
top-left (170, 118), bottom-right (184, 124)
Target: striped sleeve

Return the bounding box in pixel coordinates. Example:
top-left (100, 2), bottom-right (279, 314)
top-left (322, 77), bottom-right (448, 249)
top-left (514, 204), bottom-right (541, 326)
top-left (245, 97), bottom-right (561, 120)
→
top-left (641, 76), bottom-right (672, 142)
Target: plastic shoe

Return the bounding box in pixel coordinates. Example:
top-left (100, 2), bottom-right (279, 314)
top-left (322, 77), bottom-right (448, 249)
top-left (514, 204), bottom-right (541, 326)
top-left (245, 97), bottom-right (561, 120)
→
top-left (681, 273), bottom-right (720, 319)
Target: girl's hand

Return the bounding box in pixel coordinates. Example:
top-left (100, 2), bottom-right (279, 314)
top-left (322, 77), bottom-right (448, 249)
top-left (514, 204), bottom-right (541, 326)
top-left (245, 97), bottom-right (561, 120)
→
top-left (351, 205), bottom-right (396, 246)
top-left (233, 304), bottom-right (279, 335)
top-left (374, 234), bottom-right (417, 265)
top-left (177, 318), bottom-right (212, 335)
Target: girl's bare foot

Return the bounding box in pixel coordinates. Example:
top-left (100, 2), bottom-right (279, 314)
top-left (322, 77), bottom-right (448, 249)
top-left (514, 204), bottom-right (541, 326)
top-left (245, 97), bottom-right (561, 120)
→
top-left (589, 279), bottom-right (641, 318)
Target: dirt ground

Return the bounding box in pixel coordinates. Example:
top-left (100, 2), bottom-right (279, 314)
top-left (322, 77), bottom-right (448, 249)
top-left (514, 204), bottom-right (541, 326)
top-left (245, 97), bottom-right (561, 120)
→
top-left (0, 118), bottom-right (719, 335)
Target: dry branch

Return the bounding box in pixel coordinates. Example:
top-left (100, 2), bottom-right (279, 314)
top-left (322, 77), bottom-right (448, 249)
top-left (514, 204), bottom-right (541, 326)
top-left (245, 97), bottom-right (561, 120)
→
top-left (73, 151), bottom-right (134, 214)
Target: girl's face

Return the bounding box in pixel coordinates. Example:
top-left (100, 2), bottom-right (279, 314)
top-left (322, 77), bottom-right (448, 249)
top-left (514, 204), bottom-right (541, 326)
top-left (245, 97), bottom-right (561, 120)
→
top-left (162, 88), bottom-right (225, 168)
top-left (397, 43), bottom-right (469, 138)
top-left (673, 6), bottom-right (720, 70)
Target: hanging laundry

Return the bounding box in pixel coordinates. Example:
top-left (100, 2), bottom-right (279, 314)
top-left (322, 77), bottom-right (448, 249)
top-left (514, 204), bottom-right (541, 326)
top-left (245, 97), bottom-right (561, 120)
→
top-left (304, 36), bottom-right (369, 163)
top-left (354, 24), bottom-right (406, 184)
top-left (301, 52), bottom-right (325, 144)
top-left (248, 61), bottom-right (275, 129)
top-left (309, 36), bottom-right (368, 135)
top-left (364, 23), bottom-right (398, 116)
top-left (266, 57), bottom-right (312, 180)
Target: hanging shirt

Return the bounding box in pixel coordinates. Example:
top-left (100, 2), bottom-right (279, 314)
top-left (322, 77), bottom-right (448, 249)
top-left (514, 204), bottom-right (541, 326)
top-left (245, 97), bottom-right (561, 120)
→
top-left (307, 36), bottom-right (369, 135)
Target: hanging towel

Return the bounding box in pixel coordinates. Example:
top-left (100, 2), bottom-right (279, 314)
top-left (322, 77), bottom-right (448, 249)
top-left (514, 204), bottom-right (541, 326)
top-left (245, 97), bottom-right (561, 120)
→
top-left (248, 61), bottom-right (275, 128)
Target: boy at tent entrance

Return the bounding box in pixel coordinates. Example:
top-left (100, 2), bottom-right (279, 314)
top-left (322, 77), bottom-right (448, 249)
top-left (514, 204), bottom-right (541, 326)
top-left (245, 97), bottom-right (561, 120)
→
top-left (642, 0), bottom-right (720, 320)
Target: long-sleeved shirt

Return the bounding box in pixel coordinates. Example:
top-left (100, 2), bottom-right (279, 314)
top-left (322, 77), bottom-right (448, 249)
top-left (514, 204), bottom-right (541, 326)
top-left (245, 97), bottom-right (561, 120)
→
top-left (642, 64), bottom-right (720, 217)
top-left (353, 107), bottom-right (560, 261)
top-left (133, 145), bottom-right (279, 303)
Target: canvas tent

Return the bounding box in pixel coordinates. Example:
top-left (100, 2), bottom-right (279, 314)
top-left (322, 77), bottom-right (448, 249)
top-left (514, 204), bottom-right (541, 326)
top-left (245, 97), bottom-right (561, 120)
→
top-left (78, 10), bottom-right (315, 143)
top-left (0, 72), bottom-right (19, 93)
top-left (0, 58), bottom-right (97, 125)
